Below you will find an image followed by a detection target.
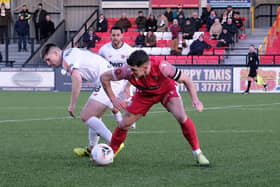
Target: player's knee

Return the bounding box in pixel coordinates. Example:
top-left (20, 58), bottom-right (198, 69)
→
top-left (176, 115), bottom-right (187, 124)
top-left (119, 121), bottom-right (132, 130)
top-left (80, 112), bottom-right (88, 122)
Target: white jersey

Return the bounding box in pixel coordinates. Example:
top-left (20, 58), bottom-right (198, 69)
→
top-left (99, 42), bottom-right (133, 68)
top-left (62, 48), bottom-right (113, 87)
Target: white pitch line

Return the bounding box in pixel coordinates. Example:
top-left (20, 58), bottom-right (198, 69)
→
top-left (0, 102), bottom-right (279, 124)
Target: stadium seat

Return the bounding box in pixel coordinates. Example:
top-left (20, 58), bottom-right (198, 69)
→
top-left (260, 56), bottom-right (274, 64)
top-left (275, 56), bottom-right (280, 64)
top-left (161, 47), bottom-right (171, 55)
top-left (150, 47), bottom-right (162, 55)
top-left (154, 32), bottom-right (163, 40)
top-left (163, 32), bottom-right (172, 40)
top-left (150, 55), bottom-right (165, 63)
top-left (142, 47), bottom-right (152, 55)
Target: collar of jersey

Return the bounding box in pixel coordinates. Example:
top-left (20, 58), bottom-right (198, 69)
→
top-left (111, 41), bottom-right (124, 49)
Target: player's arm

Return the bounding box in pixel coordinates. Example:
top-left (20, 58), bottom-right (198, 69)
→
top-left (68, 69), bottom-right (82, 118)
top-left (100, 70), bottom-right (127, 111)
top-left (176, 72), bottom-right (204, 112)
top-left (160, 61), bottom-right (203, 112)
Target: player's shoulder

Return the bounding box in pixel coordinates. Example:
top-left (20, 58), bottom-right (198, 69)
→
top-left (100, 42), bottom-right (112, 51)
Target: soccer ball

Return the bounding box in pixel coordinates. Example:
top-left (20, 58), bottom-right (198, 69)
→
top-left (91, 144), bottom-right (114, 165)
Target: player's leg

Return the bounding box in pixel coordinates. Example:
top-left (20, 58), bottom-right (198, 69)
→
top-left (164, 95), bottom-right (209, 166)
top-left (110, 111), bottom-right (142, 155)
top-left (244, 76), bottom-right (252, 94)
top-left (80, 98), bottom-right (112, 144)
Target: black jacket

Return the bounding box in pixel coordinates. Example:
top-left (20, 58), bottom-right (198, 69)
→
top-left (135, 34), bottom-right (145, 47)
top-left (189, 39), bottom-right (211, 55)
top-left (97, 19), bottom-right (108, 32)
top-left (40, 20), bottom-right (55, 39)
top-left (33, 8), bottom-right (47, 24)
top-left (14, 19), bottom-right (29, 35)
top-left (82, 32), bottom-right (101, 48)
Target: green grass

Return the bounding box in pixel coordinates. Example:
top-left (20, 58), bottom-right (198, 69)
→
top-left (0, 92), bottom-right (279, 187)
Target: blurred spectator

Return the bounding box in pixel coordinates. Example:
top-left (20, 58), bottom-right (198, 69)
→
top-left (210, 18), bottom-right (222, 40)
top-left (33, 3), bottom-right (47, 42)
top-left (146, 14), bottom-right (157, 32)
top-left (182, 18), bottom-right (195, 40)
top-left (233, 12), bottom-right (243, 30)
top-left (170, 34), bottom-right (186, 55)
top-left (135, 29), bottom-right (145, 47)
top-left (223, 18), bottom-right (238, 40)
top-left (220, 11), bottom-right (228, 25)
top-left (201, 4), bottom-right (212, 24)
top-left (157, 14), bottom-right (168, 32)
top-left (14, 15), bottom-right (29, 52)
top-left (189, 34), bottom-right (211, 55)
top-left (40, 15), bottom-right (55, 42)
top-left (190, 12), bottom-right (202, 31)
top-left (0, 3), bottom-right (11, 44)
top-left (216, 28), bottom-right (234, 47)
top-left (82, 27), bottom-right (101, 49)
top-left (170, 19), bottom-right (181, 39)
top-left (0, 51), bottom-right (2, 62)
top-left (144, 30), bottom-right (156, 47)
top-left (135, 11), bottom-right (146, 31)
top-left (177, 14), bottom-right (185, 28)
top-left (174, 4), bottom-right (184, 19)
top-left (227, 5), bottom-right (236, 19)
top-left (164, 7), bottom-right (173, 23)
top-left (114, 13), bottom-right (132, 32)
top-left (97, 14), bottom-right (108, 32)
top-left (19, 4), bottom-right (31, 21)
top-left (206, 10), bottom-right (217, 31)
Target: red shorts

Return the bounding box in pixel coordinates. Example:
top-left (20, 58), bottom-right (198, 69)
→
top-left (126, 84), bottom-right (180, 116)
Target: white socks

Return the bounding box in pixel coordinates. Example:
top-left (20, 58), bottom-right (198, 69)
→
top-left (192, 149), bottom-right (202, 156)
top-left (113, 111), bottom-right (123, 123)
top-left (88, 128), bottom-right (100, 148)
top-left (85, 116), bottom-right (112, 144)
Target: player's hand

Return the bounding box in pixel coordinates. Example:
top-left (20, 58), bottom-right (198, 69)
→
top-left (112, 97), bottom-right (127, 111)
top-left (68, 103), bottom-right (76, 118)
top-left (192, 99), bottom-right (204, 112)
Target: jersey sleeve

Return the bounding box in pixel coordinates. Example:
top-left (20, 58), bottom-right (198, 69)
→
top-left (62, 49), bottom-right (80, 74)
top-left (112, 64), bottom-right (131, 80)
top-left (159, 61), bottom-right (177, 78)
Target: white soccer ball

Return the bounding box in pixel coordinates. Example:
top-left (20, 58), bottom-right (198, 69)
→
top-left (91, 144), bottom-right (114, 165)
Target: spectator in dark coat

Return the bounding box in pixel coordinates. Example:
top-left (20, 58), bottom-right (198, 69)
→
top-left (164, 7), bottom-right (173, 22)
top-left (135, 29), bottom-right (145, 47)
top-left (82, 28), bottom-right (101, 49)
top-left (0, 3), bottom-right (11, 44)
top-left (40, 15), bottom-right (55, 42)
top-left (33, 3), bottom-right (48, 42)
top-left (114, 13), bottom-right (132, 32)
top-left (190, 12), bottom-right (202, 31)
top-left (222, 18), bottom-right (238, 39)
top-left (201, 4), bottom-right (212, 24)
top-left (97, 14), bottom-right (108, 32)
top-left (135, 11), bottom-right (147, 31)
top-left (177, 14), bottom-right (185, 28)
top-left (233, 12), bottom-right (243, 29)
top-left (216, 28), bottom-right (234, 47)
top-left (182, 19), bottom-right (196, 40)
top-left (144, 30), bottom-right (156, 47)
top-left (170, 19), bottom-right (181, 39)
top-left (0, 51), bottom-right (2, 62)
top-left (14, 15), bottom-right (29, 51)
top-left (227, 5), bottom-right (236, 19)
top-left (146, 14), bottom-right (157, 32)
top-left (19, 4), bottom-right (31, 21)
top-left (206, 10), bottom-right (217, 31)
top-left (189, 34), bottom-right (211, 55)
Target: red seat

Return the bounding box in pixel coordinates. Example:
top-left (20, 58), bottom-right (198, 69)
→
top-left (150, 56), bottom-right (165, 63)
top-left (166, 56), bottom-right (177, 61)
top-left (157, 40), bottom-right (167, 47)
top-left (260, 56), bottom-right (274, 64)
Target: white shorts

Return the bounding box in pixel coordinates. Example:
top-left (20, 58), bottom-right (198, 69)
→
top-left (89, 82), bottom-right (126, 109)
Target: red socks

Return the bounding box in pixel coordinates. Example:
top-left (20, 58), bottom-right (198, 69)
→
top-left (110, 126), bottom-right (128, 153)
top-left (180, 117), bottom-right (200, 150)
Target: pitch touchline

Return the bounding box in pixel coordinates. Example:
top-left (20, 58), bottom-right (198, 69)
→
top-left (0, 102), bottom-right (279, 124)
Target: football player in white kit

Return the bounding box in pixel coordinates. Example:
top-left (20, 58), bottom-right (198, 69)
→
top-left (41, 43), bottom-right (125, 157)
top-left (99, 26), bottom-right (136, 128)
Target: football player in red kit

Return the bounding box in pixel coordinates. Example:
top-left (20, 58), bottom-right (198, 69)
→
top-left (101, 50), bottom-right (210, 166)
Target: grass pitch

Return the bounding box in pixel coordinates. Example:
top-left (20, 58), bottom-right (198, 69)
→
top-left (0, 92), bottom-right (279, 187)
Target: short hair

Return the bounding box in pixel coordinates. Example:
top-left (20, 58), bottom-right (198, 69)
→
top-left (127, 50), bottom-right (149, 67)
top-left (250, 44), bottom-right (255, 48)
top-left (41, 43), bottom-right (58, 58)
top-left (38, 3), bottom-right (43, 6)
top-left (110, 26), bottom-right (123, 33)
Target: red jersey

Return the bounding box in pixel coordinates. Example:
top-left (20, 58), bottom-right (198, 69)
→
top-left (113, 61), bottom-right (177, 96)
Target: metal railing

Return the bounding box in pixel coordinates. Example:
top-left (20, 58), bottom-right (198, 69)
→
top-left (255, 3), bottom-right (280, 26)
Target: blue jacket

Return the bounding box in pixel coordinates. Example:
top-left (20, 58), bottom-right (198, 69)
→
top-left (14, 19), bottom-right (29, 35)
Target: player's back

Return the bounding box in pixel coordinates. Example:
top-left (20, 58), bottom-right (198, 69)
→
top-left (63, 48), bottom-right (113, 86)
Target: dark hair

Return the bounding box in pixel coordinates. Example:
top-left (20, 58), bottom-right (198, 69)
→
top-left (110, 26), bottom-right (123, 33)
top-left (250, 44), bottom-right (255, 47)
top-left (38, 3), bottom-right (43, 6)
top-left (41, 43), bottom-right (58, 58)
top-left (127, 50), bottom-right (149, 67)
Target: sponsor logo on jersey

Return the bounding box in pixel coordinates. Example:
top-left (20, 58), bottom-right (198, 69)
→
top-left (109, 61), bottom-right (124, 67)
